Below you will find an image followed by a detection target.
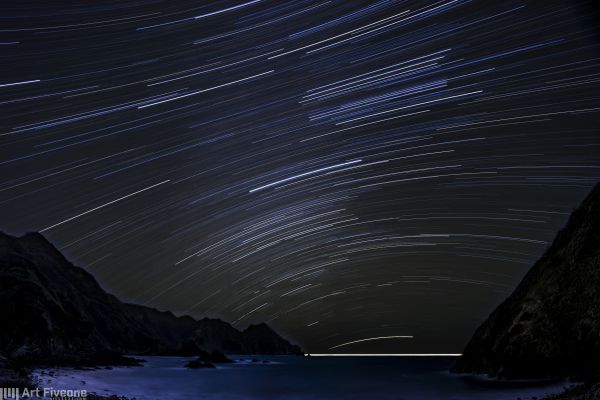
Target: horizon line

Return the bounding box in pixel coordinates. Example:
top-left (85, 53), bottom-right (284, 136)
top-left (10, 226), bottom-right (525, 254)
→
top-left (305, 353), bottom-right (462, 357)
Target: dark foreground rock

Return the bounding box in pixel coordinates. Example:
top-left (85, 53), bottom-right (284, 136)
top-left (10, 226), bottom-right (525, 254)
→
top-left (0, 367), bottom-right (32, 390)
top-left (543, 382), bottom-right (600, 400)
top-left (0, 230), bottom-right (302, 368)
top-left (453, 183), bottom-right (600, 380)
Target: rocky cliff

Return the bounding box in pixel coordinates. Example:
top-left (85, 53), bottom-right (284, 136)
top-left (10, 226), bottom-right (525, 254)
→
top-left (0, 231), bottom-right (301, 365)
top-left (453, 183), bottom-right (600, 379)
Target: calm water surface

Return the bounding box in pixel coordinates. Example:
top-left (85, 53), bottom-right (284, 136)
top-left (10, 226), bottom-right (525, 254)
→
top-left (34, 356), bottom-right (571, 399)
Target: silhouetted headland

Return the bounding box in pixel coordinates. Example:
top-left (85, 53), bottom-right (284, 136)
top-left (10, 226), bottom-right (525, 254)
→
top-left (453, 183), bottom-right (600, 399)
top-left (0, 230), bottom-right (301, 386)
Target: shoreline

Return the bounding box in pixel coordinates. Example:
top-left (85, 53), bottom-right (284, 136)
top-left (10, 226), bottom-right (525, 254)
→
top-left (24, 355), bottom-right (575, 400)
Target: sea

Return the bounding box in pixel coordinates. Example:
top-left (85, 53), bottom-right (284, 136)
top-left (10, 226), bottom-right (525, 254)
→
top-left (33, 356), bottom-right (572, 399)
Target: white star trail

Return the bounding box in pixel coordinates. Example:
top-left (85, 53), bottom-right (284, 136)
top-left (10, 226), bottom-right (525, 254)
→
top-left (1, 0), bottom-right (599, 354)
top-left (40, 180), bottom-right (171, 232)
top-left (329, 335), bottom-right (414, 350)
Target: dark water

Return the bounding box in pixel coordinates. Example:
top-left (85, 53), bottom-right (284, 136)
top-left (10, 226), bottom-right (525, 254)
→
top-left (34, 356), bottom-right (570, 399)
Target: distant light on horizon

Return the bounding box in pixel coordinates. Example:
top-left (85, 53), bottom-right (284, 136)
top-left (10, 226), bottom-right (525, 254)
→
top-left (306, 354), bottom-right (462, 357)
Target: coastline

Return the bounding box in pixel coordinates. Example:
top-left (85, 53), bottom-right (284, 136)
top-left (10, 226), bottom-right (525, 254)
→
top-left (5, 355), bottom-right (591, 400)
top-left (27, 355), bottom-right (573, 400)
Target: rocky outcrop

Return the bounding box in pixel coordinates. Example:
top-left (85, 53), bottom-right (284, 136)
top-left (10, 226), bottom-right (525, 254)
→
top-left (543, 382), bottom-right (600, 400)
top-left (184, 349), bottom-right (232, 368)
top-left (453, 183), bottom-right (600, 379)
top-left (0, 231), bottom-right (302, 365)
top-left (198, 350), bottom-right (233, 363)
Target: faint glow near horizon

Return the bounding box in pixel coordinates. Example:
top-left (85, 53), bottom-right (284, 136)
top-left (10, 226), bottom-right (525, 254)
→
top-left (306, 354), bottom-right (462, 357)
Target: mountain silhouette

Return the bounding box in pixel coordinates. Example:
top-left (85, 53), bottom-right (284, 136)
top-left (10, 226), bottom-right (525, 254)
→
top-left (0, 231), bottom-right (301, 365)
top-left (453, 183), bottom-right (600, 380)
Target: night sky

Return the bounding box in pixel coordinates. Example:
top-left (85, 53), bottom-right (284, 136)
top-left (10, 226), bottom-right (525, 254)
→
top-left (2, 0), bottom-right (600, 354)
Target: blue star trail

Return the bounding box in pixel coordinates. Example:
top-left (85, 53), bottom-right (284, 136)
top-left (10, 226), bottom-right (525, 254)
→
top-left (1, 0), bottom-right (599, 353)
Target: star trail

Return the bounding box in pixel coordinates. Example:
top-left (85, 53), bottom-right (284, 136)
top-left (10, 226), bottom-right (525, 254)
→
top-left (1, 0), bottom-right (599, 353)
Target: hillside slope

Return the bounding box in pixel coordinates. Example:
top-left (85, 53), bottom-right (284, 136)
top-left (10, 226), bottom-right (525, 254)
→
top-left (0, 232), bottom-right (301, 364)
top-left (453, 183), bottom-right (600, 379)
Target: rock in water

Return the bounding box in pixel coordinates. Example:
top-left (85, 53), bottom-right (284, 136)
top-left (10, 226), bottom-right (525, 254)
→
top-left (183, 350), bottom-right (233, 369)
top-left (201, 350), bottom-right (233, 364)
top-left (453, 183), bottom-right (600, 379)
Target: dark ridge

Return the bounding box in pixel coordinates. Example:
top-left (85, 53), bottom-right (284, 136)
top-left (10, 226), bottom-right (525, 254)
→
top-left (453, 183), bottom-right (600, 380)
top-left (0, 231), bottom-right (302, 366)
